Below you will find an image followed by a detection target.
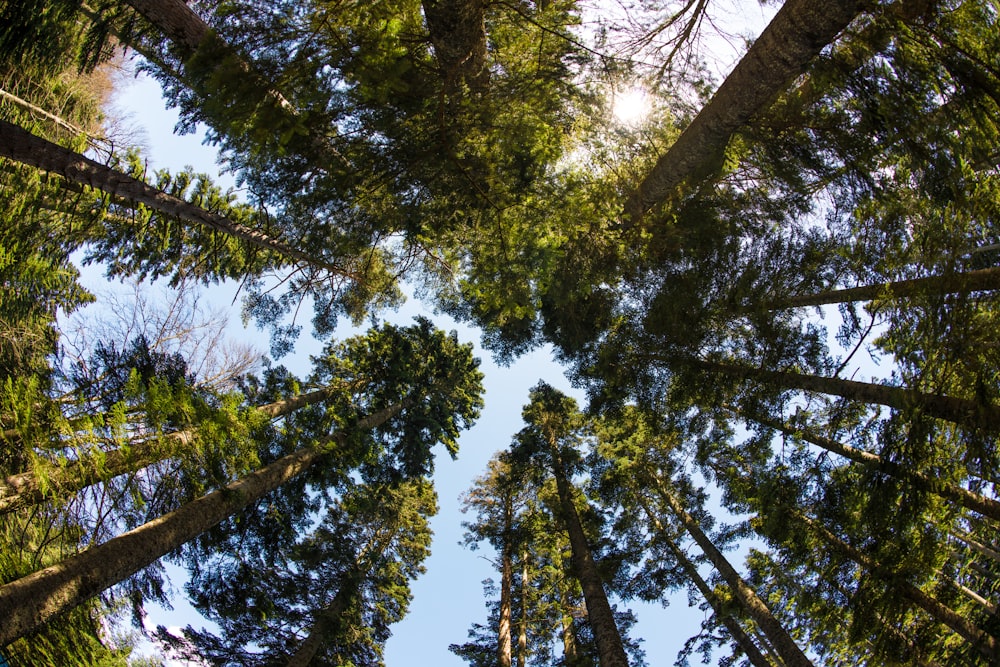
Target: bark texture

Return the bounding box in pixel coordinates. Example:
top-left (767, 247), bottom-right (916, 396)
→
top-left (422, 0), bottom-right (489, 90)
top-left (624, 0), bottom-right (867, 220)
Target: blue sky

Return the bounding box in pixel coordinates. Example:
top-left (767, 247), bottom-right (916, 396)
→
top-left (102, 59), bottom-right (747, 666)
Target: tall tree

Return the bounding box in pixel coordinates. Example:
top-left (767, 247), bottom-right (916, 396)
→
top-left (513, 382), bottom-right (631, 667)
top-left (0, 319), bottom-right (483, 646)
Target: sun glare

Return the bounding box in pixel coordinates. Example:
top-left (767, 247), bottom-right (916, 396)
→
top-left (611, 87), bottom-right (650, 126)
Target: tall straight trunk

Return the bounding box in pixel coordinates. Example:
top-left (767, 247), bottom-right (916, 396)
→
top-left (547, 441), bottom-right (630, 667)
top-left (0, 401), bottom-right (405, 646)
top-left (498, 486), bottom-right (514, 667)
top-left (696, 359), bottom-right (1000, 431)
top-left (286, 481), bottom-right (413, 665)
top-left (733, 407), bottom-right (1000, 521)
top-left (951, 529), bottom-right (1000, 565)
top-left (636, 498), bottom-right (774, 667)
top-left (624, 0), bottom-right (867, 220)
top-left (0, 382), bottom-right (349, 515)
top-left (792, 510), bottom-right (997, 661)
top-left (764, 267), bottom-right (1000, 310)
top-left (654, 482), bottom-right (814, 667)
top-left (0, 120), bottom-right (346, 275)
top-left (0, 87), bottom-right (97, 141)
top-left (498, 542), bottom-right (514, 667)
top-left (517, 550), bottom-right (528, 667)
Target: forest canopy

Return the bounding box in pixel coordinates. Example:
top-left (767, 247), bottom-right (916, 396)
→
top-left (2, 0), bottom-right (1000, 665)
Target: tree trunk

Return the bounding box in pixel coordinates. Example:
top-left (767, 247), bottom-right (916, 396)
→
top-left (0, 120), bottom-right (346, 274)
top-left (637, 498), bottom-right (774, 667)
top-left (0, 382), bottom-right (348, 515)
top-left (0, 87), bottom-right (98, 141)
top-left (284, 572), bottom-right (359, 667)
top-left (654, 482), bottom-right (815, 667)
top-left (624, 0), bottom-right (867, 220)
top-left (0, 401), bottom-right (405, 646)
top-left (557, 585), bottom-right (581, 667)
top-left (764, 267), bottom-right (1000, 310)
top-left (119, 0), bottom-right (349, 169)
top-left (733, 407), bottom-right (1000, 522)
top-left (498, 542), bottom-right (514, 667)
top-left (422, 0), bottom-right (489, 90)
top-left (517, 549), bottom-right (528, 667)
top-left (794, 511), bottom-right (998, 661)
top-left (548, 441), bottom-right (630, 667)
top-left (697, 359), bottom-right (1000, 431)
top-left (498, 489), bottom-right (514, 667)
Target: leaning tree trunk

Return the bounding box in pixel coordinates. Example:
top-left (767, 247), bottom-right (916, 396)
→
top-left (0, 400), bottom-right (405, 646)
top-left (655, 481), bottom-right (815, 667)
top-left (0, 120), bottom-right (345, 274)
top-left (624, 0), bottom-right (867, 220)
top-left (791, 510), bottom-right (998, 662)
top-left (0, 382), bottom-right (350, 515)
top-left (636, 497), bottom-right (774, 667)
top-left (764, 267), bottom-right (1000, 310)
top-left (119, 0), bottom-right (349, 169)
top-left (285, 571), bottom-right (360, 667)
top-left (547, 439), bottom-right (630, 667)
top-left (695, 359), bottom-right (1000, 431)
top-left (733, 407), bottom-right (1000, 522)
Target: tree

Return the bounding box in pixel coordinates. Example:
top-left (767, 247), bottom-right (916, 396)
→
top-left (0, 119), bottom-right (333, 272)
top-left (158, 478), bottom-right (437, 666)
top-left (623, 0), bottom-right (868, 220)
top-left (0, 319), bottom-right (483, 646)
top-left (513, 382), bottom-right (631, 667)
top-left (591, 408), bottom-right (811, 667)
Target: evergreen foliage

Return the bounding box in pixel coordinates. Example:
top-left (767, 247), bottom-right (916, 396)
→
top-left (3, 0), bottom-right (1000, 664)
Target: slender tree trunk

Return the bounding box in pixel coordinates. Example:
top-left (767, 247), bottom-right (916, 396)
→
top-left (733, 407), bottom-right (1000, 521)
top-left (558, 586), bottom-right (580, 667)
top-left (0, 87), bottom-right (99, 141)
top-left (0, 120), bottom-right (349, 274)
top-left (624, 0), bottom-right (867, 220)
top-left (517, 549), bottom-right (528, 667)
top-left (696, 359), bottom-right (1000, 431)
top-left (764, 267), bottom-right (1000, 310)
top-left (793, 511), bottom-right (998, 661)
top-left (654, 481), bottom-right (815, 667)
top-left (498, 490), bottom-right (514, 667)
top-left (118, 0), bottom-right (349, 169)
top-left (637, 498), bottom-right (774, 667)
top-left (0, 401), bottom-right (405, 646)
top-left (547, 441), bottom-right (630, 667)
top-left (0, 382), bottom-right (348, 515)
top-left (951, 530), bottom-right (1000, 565)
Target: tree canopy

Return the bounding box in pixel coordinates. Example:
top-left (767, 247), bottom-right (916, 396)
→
top-left (3, 0), bottom-right (1000, 664)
